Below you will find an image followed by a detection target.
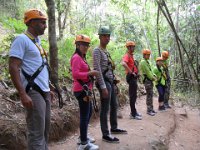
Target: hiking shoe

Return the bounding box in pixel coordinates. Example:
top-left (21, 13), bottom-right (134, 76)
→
top-left (78, 142), bottom-right (99, 150)
top-left (136, 112), bottom-right (142, 117)
top-left (130, 114), bottom-right (142, 120)
top-left (147, 110), bottom-right (156, 116)
top-left (158, 105), bottom-right (166, 111)
top-left (111, 128), bottom-right (127, 134)
top-left (164, 104), bottom-right (172, 109)
top-left (151, 110), bottom-right (157, 113)
top-left (77, 136), bottom-right (95, 145)
top-left (102, 135), bottom-right (119, 143)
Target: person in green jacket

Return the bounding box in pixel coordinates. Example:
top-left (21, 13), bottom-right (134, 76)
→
top-left (162, 51), bottom-right (171, 109)
top-left (153, 57), bottom-right (167, 111)
top-left (139, 49), bottom-right (157, 116)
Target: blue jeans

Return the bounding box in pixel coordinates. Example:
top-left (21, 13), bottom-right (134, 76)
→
top-left (26, 90), bottom-right (51, 150)
top-left (97, 81), bottom-right (118, 136)
top-left (156, 84), bottom-right (165, 102)
top-left (74, 91), bottom-right (92, 144)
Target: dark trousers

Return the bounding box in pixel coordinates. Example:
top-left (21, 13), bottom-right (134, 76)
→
top-left (164, 79), bottom-right (171, 105)
top-left (127, 75), bottom-right (138, 116)
top-left (74, 91), bottom-right (92, 144)
top-left (156, 84), bottom-right (165, 102)
top-left (98, 81), bottom-right (118, 136)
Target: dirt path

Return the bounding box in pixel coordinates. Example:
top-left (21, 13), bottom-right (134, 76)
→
top-left (168, 104), bottom-right (200, 150)
top-left (49, 96), bottom-right (200, 150)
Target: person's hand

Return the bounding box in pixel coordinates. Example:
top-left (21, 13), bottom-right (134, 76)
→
top-left (136, 73), bottom-right (140, 78)
top-left (101, 88), bottom-right (109, 99)
top-left (50, 91), bottom-right (55, 103)
top-left (20, 93), bottom-right (33, 109)
top-left (88, 70), bottom-right (99, 77)
top-left (131, 72), bottom-right (137, 77)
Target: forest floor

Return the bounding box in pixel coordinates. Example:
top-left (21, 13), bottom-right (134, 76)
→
top-left (49, 95), bottom-right (200, 150)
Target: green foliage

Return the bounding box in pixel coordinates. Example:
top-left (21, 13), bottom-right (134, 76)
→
top-left (58, 36), bottom-right (75, 78)
top-left (0, 34), bottom-right (16, 53)
top-left (197, 5), bottom-right (200, 11)
top-left (110, 0), bottom-right (131, 13)
top-left (1, 17), bottom-right (26, 33)
top-left (41, 39), bottom-right (49, 51)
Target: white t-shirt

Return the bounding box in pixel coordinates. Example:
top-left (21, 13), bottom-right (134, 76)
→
top-left (9, 33), bottom-right (50, 92)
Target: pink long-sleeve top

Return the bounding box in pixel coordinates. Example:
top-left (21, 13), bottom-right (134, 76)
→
top-left (70, 53), bottom-right (92, 92)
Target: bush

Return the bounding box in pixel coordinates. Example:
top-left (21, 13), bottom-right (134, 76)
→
top-left (0, 17), bottom-right (26, 34)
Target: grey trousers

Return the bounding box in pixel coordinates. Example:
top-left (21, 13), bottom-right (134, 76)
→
top-left (26, 89), bottom-right (51, 150)
top-left (98, 81), bottom-right (118, 136)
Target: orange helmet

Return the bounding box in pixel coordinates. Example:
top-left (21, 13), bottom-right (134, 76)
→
top-left (75, 35), bottom-right (91, 44)
top-left (156, 57), bottom-right (163, 61)
top-left (24, 9), bottom-right (47, 24)
top-left (142, 49), bottom-right (151, 55)
top-left (162, 51), bottom-right (169, 58)
top-left (126, 41), bottom-right (136, 47)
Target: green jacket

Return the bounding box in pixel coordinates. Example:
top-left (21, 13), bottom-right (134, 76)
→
top-left (153, 66), bottom-right (166, 86)
top-left (139, 58), bottom-right (155, 81)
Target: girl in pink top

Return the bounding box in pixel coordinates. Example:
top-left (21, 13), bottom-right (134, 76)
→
top-left (70, 35), bottom-right (99, 150)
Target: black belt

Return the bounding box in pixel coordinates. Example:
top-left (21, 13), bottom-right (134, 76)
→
top-left (30, 83), bottom-right (48, 98)
top-left (143, 75), bottom-right (152, 83)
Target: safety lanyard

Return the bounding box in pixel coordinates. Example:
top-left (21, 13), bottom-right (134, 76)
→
top-left (24, 32), bottom-right (47, 59)
top-left (24, 31), bottom-right (50, 71)
top-left (145, 59), bottom-right (152, 71)
top-left (104, 50), bottom-right (115, 70)
top-left (99, 47), bottom-right (115, 79)
top-left (157, 65), bottom-right (166, 81)
top-left (24, 32), bottom-right (63, 108)
top-left (127, 52), bottom-right (137, 73)
top-left (77, 56), bottom-right (93, 86)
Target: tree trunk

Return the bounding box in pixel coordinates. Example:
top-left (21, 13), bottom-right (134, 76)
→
top-left (56, 0), bottom-right (71, 40)
top-left (156, 0), bottom-right (200, 93)
top-left (156, 6), bottom-right (161, 56)
top-left (45, 0), bottom-right (58, 84)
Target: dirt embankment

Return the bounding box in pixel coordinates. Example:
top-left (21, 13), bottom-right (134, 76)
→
top-left (0, 78), bottom-right (129, 150)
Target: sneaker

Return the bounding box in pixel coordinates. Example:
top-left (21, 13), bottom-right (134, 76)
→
top-left (147, 110), bottom-right (156, 116)
top-left (158, 105), bottom-right (166, 111)
top-left (111, 128), bottom-right (127, 134)
top-left (136, 112), bottom-right (142, 117)
top-left (102, 135), bottom-right (119, 143)
top-left (78, 142), bottom-right (99, 150)
top-left (130, 114), bottom-right (142, 120)
top-left (164, 104), bottom-right (172, 109)
top-left (151, 110), bottom-right (157, 113)
top-left (77, 136), bottom-right (95, 145)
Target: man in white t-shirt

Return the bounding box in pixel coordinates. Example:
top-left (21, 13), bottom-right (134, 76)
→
top-left (9, 9), bottom-right (51, 150)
